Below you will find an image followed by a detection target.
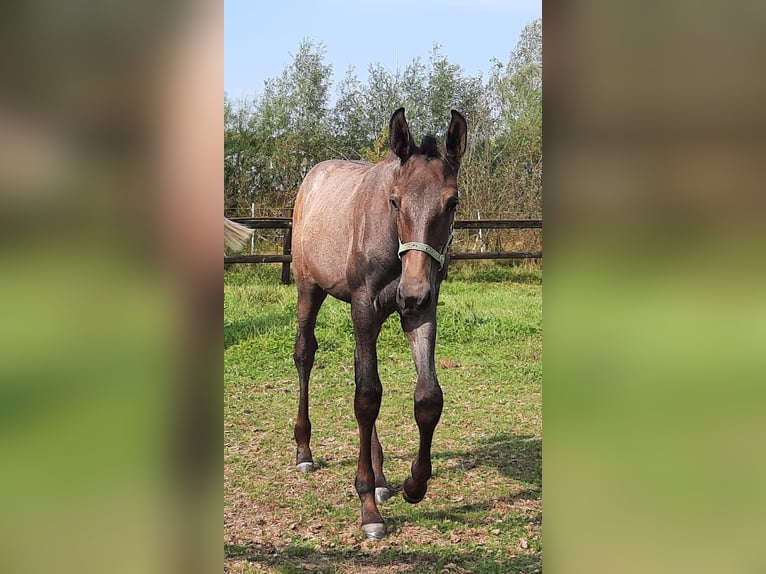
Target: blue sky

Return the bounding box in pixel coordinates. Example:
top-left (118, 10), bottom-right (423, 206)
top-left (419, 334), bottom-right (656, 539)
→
top-left (224, 0), bottom-right (541, 101)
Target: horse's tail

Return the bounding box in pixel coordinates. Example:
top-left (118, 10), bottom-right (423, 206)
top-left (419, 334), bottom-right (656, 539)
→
top-left (224, 217), bottom-right (253, 252)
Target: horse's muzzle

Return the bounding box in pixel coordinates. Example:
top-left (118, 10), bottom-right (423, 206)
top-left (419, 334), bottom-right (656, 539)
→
top-left (396, 280), bottom-right (432, 315)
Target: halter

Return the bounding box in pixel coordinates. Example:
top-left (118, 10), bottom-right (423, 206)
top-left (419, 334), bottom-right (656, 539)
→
top-left (397, 219), bottom-right (454, 270)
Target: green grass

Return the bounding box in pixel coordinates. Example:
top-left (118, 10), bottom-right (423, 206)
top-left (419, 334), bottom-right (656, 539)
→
top-left (225, 262), bottom-right (542, 573)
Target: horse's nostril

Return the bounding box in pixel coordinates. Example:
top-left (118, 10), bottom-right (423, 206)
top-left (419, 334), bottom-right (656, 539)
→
top-left (396, 285), bottom-right (404, 305)
top-left (418, 288), bottom-right (432, 309)
top-left (398, 284), bottom-right (432, 312)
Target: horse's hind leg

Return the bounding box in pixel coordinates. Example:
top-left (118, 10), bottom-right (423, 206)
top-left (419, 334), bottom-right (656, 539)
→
top-left (372, 424), bottom-right (390, 503)
top-left (293, 281), bottom-right (327, 473)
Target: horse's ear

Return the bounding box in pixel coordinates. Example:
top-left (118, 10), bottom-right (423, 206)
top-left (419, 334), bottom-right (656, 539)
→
top-left (389, 107), bottom-right (413, 161)
top-left (446, 110), bottom-right (467, 162)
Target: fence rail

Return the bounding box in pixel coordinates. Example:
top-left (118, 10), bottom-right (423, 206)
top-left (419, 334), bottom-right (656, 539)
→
top-left (225, 217), bottom-right (542, 283)
top-left (228, 217), bottom-right (542, 230)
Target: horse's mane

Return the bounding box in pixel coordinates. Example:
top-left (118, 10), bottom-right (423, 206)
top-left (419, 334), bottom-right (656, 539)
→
top-left (417, 135), bottom-right (440, 159)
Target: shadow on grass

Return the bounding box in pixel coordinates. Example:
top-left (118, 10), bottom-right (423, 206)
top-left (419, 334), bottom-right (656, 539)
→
top-left (225, 541), bottom-right (541, 574)
top-left (416, 489), bottom-right (541, 525)
top-left (434, 433), bottom-right (542, 487)
top-left (312, 433), bottom-right (541, 494)
top-left (224, 310), bottom-right (295, 349)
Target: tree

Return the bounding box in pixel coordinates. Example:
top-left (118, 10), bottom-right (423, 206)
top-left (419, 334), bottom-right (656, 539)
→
top-left (331, 66), bottom-right (367, 158)
top-left (225, 39), bottom-right (335, 215)
top-left (479, 18), bottom-right (542, 218)
top-left (224, 94), bottom-right (261, 214)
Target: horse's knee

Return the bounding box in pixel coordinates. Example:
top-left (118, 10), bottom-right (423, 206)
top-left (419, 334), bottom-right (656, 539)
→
top-left (354, 382), bottom-right (382, 421)
top-left (293, 331), bottom-right (317, 365)
top-left (414, 382), bottom-right (443, 427)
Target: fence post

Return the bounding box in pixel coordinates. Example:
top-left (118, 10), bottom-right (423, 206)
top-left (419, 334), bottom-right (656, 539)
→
top-left (250, 203), bottom-right (255, 254)
top-left (281, 226), bottom-right (292, 285)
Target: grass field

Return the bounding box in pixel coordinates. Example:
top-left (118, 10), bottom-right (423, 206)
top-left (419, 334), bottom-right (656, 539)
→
top-left (224, 263), bottom-right (542, 573)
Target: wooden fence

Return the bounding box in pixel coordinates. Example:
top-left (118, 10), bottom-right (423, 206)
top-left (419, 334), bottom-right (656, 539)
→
top-left (225, 217), bottom-right (542, 284)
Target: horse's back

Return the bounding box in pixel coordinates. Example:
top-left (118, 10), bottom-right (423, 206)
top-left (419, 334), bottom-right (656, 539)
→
top-left (295, 160), bottom-right (370, 216)
top-left (292, 160), bottom-right (373, 298)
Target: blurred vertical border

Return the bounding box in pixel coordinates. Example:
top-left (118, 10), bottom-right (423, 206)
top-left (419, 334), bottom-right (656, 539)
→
top-left (4, 0), bottom-right (766, 572)
top-left (0, 1), bottom-right (221, 573)
top-left (544, 1), bottom-right (766, 573)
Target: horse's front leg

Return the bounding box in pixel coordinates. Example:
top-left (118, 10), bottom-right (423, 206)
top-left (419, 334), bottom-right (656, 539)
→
top-left (401, 312), bottom-right (443, 504)
top-left (351, 300), bottom-right (386, 539)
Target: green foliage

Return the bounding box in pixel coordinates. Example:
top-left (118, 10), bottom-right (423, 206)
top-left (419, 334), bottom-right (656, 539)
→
top-left (225, 21), bottom-right (542, 223)
top-left (359, 129), bottom-right (389, 164)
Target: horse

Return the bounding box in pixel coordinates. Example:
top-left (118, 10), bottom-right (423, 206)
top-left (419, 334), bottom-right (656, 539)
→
top-left (290, 107), bottom-right (467, 539)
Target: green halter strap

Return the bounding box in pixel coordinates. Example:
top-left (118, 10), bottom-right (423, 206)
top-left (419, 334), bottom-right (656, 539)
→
top-left (397, 224), bottom-right (454, 270)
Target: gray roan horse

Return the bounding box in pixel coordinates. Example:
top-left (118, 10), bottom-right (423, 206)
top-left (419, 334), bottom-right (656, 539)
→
top-left (291, 107), bottom-right (467, 539)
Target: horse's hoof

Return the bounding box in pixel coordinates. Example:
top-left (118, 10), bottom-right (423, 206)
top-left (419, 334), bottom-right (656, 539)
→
top-left (296, 462), bottom-right (316, 473)
top-left (375, 487), bottom-right (391, 504)
top-left (402, 491), bottom-right (424, 504)
top-left (402, 478), bottom-right (426, 504)
top-left (361, 523), bottom-right (387, 540)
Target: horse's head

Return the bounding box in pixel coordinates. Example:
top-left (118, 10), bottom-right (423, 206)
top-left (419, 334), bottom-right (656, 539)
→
top-left (388, 107), bottom-right (467, 316)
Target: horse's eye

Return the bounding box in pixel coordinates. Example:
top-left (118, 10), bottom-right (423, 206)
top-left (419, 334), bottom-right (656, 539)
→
top-left (389, 195), bottom-right (401, 210)
top-left (446, 197), bottom-right (459, 212)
